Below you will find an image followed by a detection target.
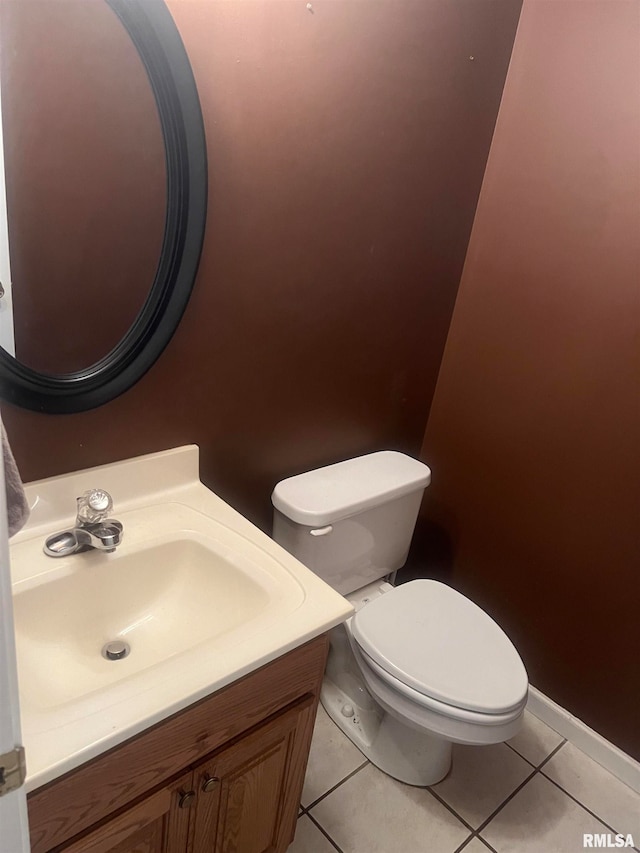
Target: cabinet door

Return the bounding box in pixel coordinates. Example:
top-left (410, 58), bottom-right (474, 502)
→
top-left (191, 696), bottom-right (315, 853)
top-left (59, 771), bottom-right (194, 853)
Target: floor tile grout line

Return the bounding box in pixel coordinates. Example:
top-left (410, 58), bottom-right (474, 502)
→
top-left (441, 733), bottom-right (638, 853)
top-left (451, 832), bottom-right (479, 853)
top-left (453, 833), bottom-right (499, 853)
top-left (539, 767), bottom-right (640, 848)
top-left (531, 740), bottom-right (639, 852)
top-left (300, 733), bottom-right (640, 852)
top-left (504, 740), bottom-right (538, 769)
top-left (305, 811), bottom-right (346, 853)
top-left (535, 738), bottom-right (568, 771)
top-left (476, 836), bottom-right (500, 853)
top-left (303, 759), bottom-right (370, 812)
top-left (433, 741), bottom-right (571, 844)
top-left (427, 786), bottom-right (476, 834)
top-left (422, 740), bottom-right (571, 848)
top-left (505, 735), bottom-right (567, 772)
top-left (473, 766), bottom-right (540, 836)
top-left (470, 739), bottom-right (588, 841)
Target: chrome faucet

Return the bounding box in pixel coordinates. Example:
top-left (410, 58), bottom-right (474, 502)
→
top-left (43, 489), bottom-right (124, 557)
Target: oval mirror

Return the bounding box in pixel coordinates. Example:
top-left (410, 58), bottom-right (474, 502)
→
top-left (0, 0), bottom-right (207, 413)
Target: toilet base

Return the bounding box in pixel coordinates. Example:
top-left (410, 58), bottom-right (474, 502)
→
top-left (321, 677), bottom-right (452, 787)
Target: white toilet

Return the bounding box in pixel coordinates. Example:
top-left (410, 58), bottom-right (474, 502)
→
top-left (272, 450), bottom-right (528, 786)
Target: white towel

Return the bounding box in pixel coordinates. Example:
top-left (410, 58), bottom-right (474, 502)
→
top-left (2, 420), bottom-right (29, 536)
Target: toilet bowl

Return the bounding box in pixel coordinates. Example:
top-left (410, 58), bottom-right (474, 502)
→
top-left (319, 579), bottom-right (527, 785)
top-left (272, 451), bottom-right (528, 786)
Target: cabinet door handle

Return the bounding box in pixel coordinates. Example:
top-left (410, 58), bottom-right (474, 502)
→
top-left (201, 775), bottom-right (220, 793)
top-left (178, 790), bottom-right (196, 808)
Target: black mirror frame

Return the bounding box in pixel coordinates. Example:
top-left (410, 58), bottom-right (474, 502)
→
top-left (0, 0), bottom-right (207, 414)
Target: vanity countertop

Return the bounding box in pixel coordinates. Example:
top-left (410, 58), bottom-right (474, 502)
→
top-left (9, 446), bottom-right (353, 792)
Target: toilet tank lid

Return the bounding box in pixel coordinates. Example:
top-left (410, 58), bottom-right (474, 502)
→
top-left (271, 451), bottom-right (431, 527)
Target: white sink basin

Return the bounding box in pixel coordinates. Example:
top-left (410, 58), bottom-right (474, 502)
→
top-left (13, 503), bottom-right (303, 711)
top-left (10, 447), bottom-right (353, 791)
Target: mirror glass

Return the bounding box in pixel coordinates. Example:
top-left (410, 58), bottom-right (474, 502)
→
top-left (0, 0), bottom-right (207, 413)
top-left (0, 0), bottom-right (167, 375)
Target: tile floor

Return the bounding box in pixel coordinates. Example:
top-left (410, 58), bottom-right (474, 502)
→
top-left (289, 705), bottom-right (640, 853)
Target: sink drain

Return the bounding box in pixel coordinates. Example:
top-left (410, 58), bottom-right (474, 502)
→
top-left (102, 640), bottom-right (130, 661)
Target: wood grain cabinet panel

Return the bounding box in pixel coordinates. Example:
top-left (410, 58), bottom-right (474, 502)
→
top-left (190, 696), bottom-right (314, 853)
top-left (58, 772), bottom-right (193, 853)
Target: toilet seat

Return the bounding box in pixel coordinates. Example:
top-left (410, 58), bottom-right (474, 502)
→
top-left (353, 641), bottom-right (525, 726)
top-left (350, 579), bottom-right (528, 716)
top-left (347, 634), bottom-right (526, 747)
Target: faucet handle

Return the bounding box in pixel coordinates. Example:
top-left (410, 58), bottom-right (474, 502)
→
top-left (76, 489), bottom-right (113, 524)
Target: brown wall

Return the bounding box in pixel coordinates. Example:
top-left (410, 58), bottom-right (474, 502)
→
top-left (419, 0), bottom-right (640, 758)
top-left (1, 0), bottom-right (521, 532)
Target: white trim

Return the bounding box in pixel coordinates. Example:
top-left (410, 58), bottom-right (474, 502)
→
top-left (527, 685), bottom-right (640, 794)
top-left (0, 419), bottom-right (31, 852)
top-left (0, 43), bottom-right (16, 357)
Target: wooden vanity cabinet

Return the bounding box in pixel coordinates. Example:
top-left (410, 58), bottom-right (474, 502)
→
top-left (56, 771), bottom-right (193, 853)
top-left (28, 635), bottom-right (328, 853)
top-left (189, 696), bottom-right (314, 853)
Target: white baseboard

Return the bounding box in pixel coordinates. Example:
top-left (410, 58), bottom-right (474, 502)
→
top-left (527, 685), bottom-right (640, 794)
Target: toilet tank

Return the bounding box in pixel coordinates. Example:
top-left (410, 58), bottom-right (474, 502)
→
top-left (271, 451), bottom-right (431, 595)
